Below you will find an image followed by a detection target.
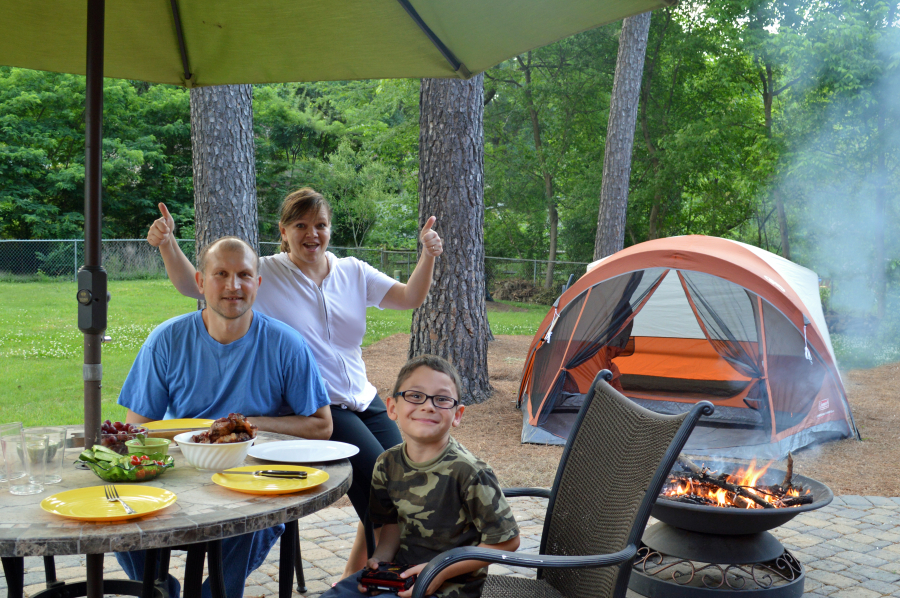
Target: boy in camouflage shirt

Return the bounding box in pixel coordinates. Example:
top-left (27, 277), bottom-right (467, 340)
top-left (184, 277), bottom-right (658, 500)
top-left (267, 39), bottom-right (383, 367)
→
top-left (323, 355), bottom-right (520, 598)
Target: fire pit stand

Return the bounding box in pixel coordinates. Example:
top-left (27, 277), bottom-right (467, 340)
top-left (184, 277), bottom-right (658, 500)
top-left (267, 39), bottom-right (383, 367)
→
top-left (628, 469), bottom-right (832, 598)
top-left (629, 523), bottom-right (804, 597)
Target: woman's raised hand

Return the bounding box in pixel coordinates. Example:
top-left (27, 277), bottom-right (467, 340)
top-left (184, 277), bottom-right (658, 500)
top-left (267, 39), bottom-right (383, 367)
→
top-left (420, 216), bottom-right (442, 258)
top-left (147, 203), bottom-right (176, 247)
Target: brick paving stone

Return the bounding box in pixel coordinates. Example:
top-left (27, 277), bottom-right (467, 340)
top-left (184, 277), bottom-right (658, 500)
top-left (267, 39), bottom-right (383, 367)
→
top-left (323, 524), bottom-right (358, 535)
top-left (816, 584), bottom-right (840, 594)
top-left (807, 570), bottom-right (862, 588)
top-left (829, 538), bottom-right (881, 553)
top-left (880, 562), bottom-right (900, 575)
top-left (811, 528), bottom-right (845, 539)
top-left (317, 556), bottom-right (350, 576)
top-left (299, 513), bottom-right (325, 524)
top-left (806, 578), bottom-right (826, 591)
top-left (842, 496), bottom-right (875, 507)
top-left (805, 517), bottom-right (839, 529)
top-left (863, 516), bottom-right (898, 527)
top-left (851, 564), bottom-right (900, 583)
top-left (314, 507), bottom-right (349, 521)
top-left (836, 550), bottom-right (890, 567)
top-left (834, 569), bottom-right (866, 582)
top-left (830, 524), bottom-right (867, 535)
top-left (298, 528), bottom-right (333, 540)
top-left (784, 534), bottom-right (827, 548)
top-left (838, 510), bottom-right (872, 521)
top-left (803, 545), bottom-right (841, 559)
top-left (830, 588), bottom-right (884, 598)
top-left (812, 559), bottom-right (850, 573)
top-left (861, 578), bottom-right (900, 594)
top-left (302, 548), bottom-right (339, 561)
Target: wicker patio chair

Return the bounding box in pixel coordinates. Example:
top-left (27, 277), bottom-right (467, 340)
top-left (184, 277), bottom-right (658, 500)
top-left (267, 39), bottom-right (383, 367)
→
top-left (411, 370), bottom-right (714, 598)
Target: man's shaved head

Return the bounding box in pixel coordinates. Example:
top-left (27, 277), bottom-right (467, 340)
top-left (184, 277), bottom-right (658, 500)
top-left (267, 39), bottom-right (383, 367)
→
top-left (198, 237), bottom-right (259, 274)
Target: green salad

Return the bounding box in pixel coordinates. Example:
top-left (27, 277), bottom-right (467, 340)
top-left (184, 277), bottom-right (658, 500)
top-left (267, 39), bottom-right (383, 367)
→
top-left (78, 444), bottom-right (174, 482)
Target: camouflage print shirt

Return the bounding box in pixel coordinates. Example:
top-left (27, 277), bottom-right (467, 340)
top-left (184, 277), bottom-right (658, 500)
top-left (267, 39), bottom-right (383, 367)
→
top-left (369, 437), bottom-right (520, 598)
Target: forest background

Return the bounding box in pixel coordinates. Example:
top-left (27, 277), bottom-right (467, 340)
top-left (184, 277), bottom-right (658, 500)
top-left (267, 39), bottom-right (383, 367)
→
top-left (1, 0), bottom-right (898, 364)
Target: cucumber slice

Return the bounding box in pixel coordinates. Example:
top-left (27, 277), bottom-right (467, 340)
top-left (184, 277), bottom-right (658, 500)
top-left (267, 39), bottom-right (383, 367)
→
top-left (78, 449), bottom-right (99, 463)
top-left (93, 444), bottom-right (120, 456)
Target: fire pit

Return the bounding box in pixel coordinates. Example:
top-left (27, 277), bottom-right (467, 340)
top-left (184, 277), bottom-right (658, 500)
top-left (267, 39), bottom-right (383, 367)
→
top-left (629, 459), bottom-right (833, 598)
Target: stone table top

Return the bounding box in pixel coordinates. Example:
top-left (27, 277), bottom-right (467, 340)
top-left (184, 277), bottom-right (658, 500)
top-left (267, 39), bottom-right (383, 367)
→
top-left (0, 430), bottom-right (351, 558)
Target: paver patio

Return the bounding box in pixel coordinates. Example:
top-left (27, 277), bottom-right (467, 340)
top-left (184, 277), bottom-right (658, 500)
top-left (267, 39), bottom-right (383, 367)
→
top-left (5, 495), bottom-right (900, 597)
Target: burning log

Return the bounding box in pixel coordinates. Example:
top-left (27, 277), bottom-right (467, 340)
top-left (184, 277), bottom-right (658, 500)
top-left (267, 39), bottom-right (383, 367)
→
top-left (780, 495), bottom-right (813, 507)
top-left (781, 453), bottom-right (794, 489)
top-left (668, 472), bottom-right (776, 509)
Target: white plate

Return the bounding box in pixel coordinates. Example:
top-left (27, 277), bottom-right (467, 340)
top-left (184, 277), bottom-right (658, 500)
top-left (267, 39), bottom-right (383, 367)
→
top-left (248, 440), bottom-right (359, 463)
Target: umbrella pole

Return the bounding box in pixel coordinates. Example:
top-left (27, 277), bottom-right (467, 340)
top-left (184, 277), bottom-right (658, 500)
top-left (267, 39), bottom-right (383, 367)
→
top-left (78, 0), bottom-right (107, 453)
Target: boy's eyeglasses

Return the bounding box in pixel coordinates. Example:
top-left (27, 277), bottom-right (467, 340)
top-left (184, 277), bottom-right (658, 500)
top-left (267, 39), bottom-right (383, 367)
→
top-left (394, 391), bottom-right (459, 410)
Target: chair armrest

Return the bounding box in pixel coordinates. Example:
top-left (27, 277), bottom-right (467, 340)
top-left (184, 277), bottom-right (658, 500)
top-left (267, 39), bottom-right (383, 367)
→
top-left (411, 544), bottom-right (637, 598)
top-left (502, 487), bottom-right (552, 499)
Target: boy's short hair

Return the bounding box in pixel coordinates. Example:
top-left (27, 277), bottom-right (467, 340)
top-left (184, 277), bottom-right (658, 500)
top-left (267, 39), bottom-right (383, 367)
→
top-left (391, 354), bottom-right (463, 401)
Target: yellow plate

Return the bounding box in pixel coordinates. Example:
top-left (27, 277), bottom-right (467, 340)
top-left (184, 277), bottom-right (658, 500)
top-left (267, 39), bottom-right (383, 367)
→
top-left (142, 419), bottom-right (215, 431)
top-left (212, 465), bottom-right (329, 495)
top-left (40, 485), bottom-right (177, 522)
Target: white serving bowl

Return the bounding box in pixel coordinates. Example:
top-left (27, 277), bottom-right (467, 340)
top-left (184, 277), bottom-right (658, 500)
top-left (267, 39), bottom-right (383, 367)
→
top-left (173, 430), bottom-right (255, 471)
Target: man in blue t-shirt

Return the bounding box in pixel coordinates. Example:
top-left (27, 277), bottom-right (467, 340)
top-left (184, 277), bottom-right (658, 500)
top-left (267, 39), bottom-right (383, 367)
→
top-left (116, 236), bottom-right (332, 598)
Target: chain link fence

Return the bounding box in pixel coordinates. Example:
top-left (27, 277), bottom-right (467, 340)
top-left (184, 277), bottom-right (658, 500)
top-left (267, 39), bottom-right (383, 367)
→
top-left (0, 239), bottom-right (589, 297)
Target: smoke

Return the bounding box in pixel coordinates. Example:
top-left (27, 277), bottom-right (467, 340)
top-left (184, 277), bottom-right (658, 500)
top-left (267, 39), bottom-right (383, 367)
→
top-left (780, 10), bottom-right (900, 367)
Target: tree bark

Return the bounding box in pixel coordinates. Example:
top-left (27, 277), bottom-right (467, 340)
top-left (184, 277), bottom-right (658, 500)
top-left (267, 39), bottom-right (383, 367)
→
top-left (410, 75), bottom-right (492, 404)
top-left (190, 84), bottom-right (258, 256)
top-left (759, 62), bottom-right (791, 260)
top-left (517, 54), bottom-right (558, 289)
top-left (594, 12), bottom-right (651, 260)
top-left (640, 10), bottom-right (670, 241)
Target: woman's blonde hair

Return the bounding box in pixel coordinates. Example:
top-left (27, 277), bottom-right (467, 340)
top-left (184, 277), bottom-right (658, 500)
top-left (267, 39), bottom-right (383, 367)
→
top-left (278, 188), bottom-right (333, 253)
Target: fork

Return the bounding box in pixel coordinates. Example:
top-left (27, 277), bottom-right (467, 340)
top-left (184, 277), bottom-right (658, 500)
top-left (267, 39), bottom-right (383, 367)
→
top-left (104, 485), bottom-right (136, 515)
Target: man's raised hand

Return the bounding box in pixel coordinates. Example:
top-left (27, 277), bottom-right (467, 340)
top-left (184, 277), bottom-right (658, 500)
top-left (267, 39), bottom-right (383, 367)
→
top-left (147, 203), bottom-right (176, 248)
top-left (420, 216), bottom-right (442, 258)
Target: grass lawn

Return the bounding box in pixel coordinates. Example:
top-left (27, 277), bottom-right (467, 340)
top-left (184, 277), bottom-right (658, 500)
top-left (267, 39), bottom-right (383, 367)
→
top-left (0, 280), bottom-right (548, 427)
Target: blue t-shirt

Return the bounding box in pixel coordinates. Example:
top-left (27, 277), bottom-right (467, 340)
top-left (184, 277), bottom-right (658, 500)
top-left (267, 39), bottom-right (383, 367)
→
top-left (118, 311), bottom-right (329, 421)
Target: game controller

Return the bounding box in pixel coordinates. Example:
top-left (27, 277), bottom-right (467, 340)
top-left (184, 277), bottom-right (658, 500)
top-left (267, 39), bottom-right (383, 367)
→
top-left (359, 562), bottom-right (417, 594)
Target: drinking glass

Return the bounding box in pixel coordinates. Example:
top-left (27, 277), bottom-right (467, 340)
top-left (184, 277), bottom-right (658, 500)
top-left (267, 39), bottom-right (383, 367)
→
top-left (25, 426), bottom-right (67, 484)
top-left (5, 431), bottom-right (48, 495)
top-left (0, 422), bottom-right (26, 483)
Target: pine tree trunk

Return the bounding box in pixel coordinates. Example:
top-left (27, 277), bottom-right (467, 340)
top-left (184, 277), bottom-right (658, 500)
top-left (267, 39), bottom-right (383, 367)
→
top-left (190, 84), bottom-right (258, 256)
top-left (409, 75), bottom-right (492, 405)
top-left (594, 12), bottom-right (651, 260)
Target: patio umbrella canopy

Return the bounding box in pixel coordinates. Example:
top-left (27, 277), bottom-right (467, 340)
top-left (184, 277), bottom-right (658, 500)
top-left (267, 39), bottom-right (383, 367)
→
top-left (2, 0), bottom-right (670, 86)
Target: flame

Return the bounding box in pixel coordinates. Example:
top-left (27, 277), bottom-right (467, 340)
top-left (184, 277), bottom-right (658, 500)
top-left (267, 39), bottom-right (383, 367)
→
top-left (661, 460), bottom-right (812, 510)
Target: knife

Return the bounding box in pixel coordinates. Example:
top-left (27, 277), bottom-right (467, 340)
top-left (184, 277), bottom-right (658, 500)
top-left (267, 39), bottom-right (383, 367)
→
top-left (221, 470), bottom-right (308, 479)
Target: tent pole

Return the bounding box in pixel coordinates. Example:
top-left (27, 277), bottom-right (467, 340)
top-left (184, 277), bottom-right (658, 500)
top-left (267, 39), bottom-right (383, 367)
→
top-left (79, 0), bottom-right (107, 451)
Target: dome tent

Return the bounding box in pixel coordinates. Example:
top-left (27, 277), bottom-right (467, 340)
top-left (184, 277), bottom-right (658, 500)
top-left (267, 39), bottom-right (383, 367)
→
top-left (517, 236), bottom-right (858, 459)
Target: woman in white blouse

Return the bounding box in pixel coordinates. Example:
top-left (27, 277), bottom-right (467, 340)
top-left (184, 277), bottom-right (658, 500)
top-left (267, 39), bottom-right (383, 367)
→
top-left (147, 187), bottom-right (443, 577)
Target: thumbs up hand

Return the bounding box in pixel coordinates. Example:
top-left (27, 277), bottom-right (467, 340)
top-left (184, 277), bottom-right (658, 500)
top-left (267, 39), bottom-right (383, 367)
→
top-left (420, 216), bottom-right (442, 258)
top-left (147, 203), bottom-right (176, 247)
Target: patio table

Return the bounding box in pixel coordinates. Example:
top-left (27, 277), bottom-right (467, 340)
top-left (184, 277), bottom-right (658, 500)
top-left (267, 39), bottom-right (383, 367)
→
top-left (0, 428), bottom-right (352, 598)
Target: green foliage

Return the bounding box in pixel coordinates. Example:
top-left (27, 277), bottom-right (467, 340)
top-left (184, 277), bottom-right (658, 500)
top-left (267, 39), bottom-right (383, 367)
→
top-left (0, 68), bottom-right (193, 240)
top-left (253, 80), bottom-right (419, 247)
